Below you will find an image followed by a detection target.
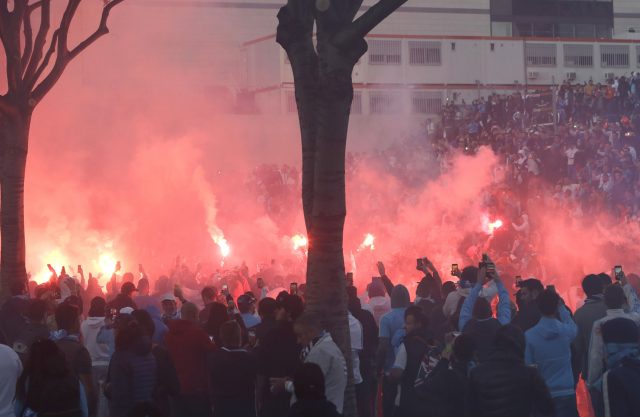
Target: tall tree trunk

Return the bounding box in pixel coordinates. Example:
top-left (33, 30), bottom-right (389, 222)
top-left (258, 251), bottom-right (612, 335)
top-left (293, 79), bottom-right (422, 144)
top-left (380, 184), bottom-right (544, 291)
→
top-left (0, 111), bottom-right (30, 299)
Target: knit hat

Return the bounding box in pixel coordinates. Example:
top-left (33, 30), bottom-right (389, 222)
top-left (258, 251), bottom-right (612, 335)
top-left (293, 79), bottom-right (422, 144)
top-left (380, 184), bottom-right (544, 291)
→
top-left (602, 318), bottom-right (640, 344)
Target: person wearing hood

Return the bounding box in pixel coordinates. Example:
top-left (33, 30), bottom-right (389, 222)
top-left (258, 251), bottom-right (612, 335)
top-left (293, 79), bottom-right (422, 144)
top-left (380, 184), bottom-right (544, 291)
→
top-left (512, 278), bottom-right (544, 332)
top-left (601, 318), bottom-right (640, 417)
top-left (105, 315), bottom-right (157, 417)
top-left (525, 289), bottom-right (578, 417)
top-left (81, 297), bottom-right (113, 417)
top-left (363, 277), bottom-right (390, 325)
top-left (376, 284), bottom-right (410, 417)
top-left (459, 263), bottom-right (511, 363)
top-left (165, 302), bottom-right (215, 417)
top-left (467, 324), bottom-right (554, 417)
top-left (287, 362), bottom-right (342, 417)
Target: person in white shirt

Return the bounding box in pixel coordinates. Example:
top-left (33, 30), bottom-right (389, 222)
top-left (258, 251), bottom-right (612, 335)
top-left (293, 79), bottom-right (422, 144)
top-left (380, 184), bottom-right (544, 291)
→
top-left (349, 312), bottom-right (364, 387)
top-left (0, 343), bottom-right (22, 417)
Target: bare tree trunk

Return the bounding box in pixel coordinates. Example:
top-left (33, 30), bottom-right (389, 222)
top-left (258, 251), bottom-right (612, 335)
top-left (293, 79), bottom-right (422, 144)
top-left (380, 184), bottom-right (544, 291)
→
top-left (0, 111), bottom-right (30, 298)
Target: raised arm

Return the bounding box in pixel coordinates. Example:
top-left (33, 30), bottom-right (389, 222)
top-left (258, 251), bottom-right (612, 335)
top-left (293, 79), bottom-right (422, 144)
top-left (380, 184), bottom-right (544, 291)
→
top-left (459, 281), bottom-right (482, 331)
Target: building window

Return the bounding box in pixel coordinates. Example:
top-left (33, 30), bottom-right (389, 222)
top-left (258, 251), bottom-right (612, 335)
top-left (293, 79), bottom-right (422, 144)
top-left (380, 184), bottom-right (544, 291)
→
top-left (351, 91), bottom-right (363, 115)
top-left (526, 43), bottom-right (557, 67)
top-left (369, 91), bottom-right (401, 114)
top-left (575, 24), bottom-right (595, 39)
top-left (368, 40), bottom-right (402, 65)
top-left (411, 91), bottom-right (442, 115)
top-left (285, 90), bottom-right (296, 113)
top-left (564, 44), bottom-right (594, 68)
top-left (601, 44), bottom-right (629, 68)
top-left (408, 41), bottom-right (441, 66)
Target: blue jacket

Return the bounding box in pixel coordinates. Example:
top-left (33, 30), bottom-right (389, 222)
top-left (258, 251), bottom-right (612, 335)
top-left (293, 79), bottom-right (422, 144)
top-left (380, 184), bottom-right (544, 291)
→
top-left (525, 305), bottom-right (577, 398)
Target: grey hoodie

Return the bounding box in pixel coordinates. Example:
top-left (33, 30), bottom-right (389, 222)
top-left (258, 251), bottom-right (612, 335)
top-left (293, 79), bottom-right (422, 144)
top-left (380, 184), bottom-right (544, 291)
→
top-left (80, 317), bottom-right (113, 367)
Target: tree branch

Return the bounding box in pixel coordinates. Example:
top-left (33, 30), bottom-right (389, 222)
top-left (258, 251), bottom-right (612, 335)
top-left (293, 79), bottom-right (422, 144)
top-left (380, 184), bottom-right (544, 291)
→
top-left (333, 0), bottom-right (407, 48)
top-left (20, 5), bottom-right (36, 75)
top-left (22, 0), bottom-right (49, 83)
top-left (29, 28), bottom-right (57, 91)
top-left (31, 0), bottom-right (125, 103)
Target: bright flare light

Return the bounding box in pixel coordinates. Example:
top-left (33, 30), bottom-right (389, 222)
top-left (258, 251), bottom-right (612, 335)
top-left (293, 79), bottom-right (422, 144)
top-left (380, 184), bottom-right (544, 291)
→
top-left (291, 234), bottom-right (308, 251)
top-left (214, 235), bottom-right (231, 258)
top-left (31, 249), bottom-right (69, 285)
top-left (98, 254), bottom-right (118, 276)
top-left (482, 215), bottom-right (504, 235)
top-left (358, 233), bottom-right (376, 251)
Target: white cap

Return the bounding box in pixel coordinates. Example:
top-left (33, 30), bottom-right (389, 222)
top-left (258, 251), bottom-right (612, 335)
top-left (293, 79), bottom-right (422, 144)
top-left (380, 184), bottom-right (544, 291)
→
top-left (161, 293), bottom-right (176, 302)
top-left (119, 307), bottom-right (134, 315)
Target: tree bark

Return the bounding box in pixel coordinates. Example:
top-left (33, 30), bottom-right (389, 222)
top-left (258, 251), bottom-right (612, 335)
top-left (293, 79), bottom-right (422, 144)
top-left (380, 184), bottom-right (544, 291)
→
top-left (0, 110), bottom-right (30, 298)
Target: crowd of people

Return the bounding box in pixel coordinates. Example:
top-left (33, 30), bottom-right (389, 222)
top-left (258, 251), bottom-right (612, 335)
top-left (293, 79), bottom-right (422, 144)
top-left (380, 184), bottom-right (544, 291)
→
top-left (0, 252), bottom-right (639, 417)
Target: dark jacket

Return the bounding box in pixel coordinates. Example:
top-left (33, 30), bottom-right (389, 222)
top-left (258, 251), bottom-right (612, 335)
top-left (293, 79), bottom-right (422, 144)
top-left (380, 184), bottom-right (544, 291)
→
top-left (348, 298), bottom-right (378, 382)
top-left (462, 318), bottom-right (502, 363)
top-left (572, 296), bottom-right (607, 380)
top-left (165, 319), bottom-right (215, 397)
top-left (151, 345), bottom-right (180, 417)
top-left (106, 294), bottom-right (137, 312)
top-left (13, 321), bottom-right (50, 363)
top-left (287, 399), bottom-right (343, 417)
top-left (0, 295), bottom-right (29, 346)
top-left (467, 347), bottom-right (553, 417)
top-left (604, 356), bottom-right (640, 417)
top-left (397, 329), bottom-right (431, 417)
top-left (107, 337), bottom-right (157, 417)
top-left (511, 302), bottom-right (541, 332)
top-left (417, 358), bottom-right (470, 417)
top-left (209, 347), bottom-right (258, 417)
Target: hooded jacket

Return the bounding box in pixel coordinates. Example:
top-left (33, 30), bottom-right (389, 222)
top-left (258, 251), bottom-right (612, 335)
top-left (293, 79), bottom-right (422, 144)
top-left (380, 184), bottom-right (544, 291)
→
top-left (81, 316), bottom-right (113, 367)
top-left (572, 295), bottom-right (607, 380)
top-left (165, 319), bottom-right (215, 396)
top-left (467, 325), bottom-right (554, 417)
top-left (525, 305), bottom-right (578, 398)
top-left (379, 285), bottom-right (410, 371)
top-left (107, 336), bottom-right (157, 417)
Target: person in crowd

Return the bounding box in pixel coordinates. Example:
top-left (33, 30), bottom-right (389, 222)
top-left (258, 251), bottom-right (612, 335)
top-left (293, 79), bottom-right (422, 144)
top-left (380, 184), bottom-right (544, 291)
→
top-left (53, 303), bottom-right (97, 417)
top-left (292, 312), bottom-right (347, 413)
top-left (80, 297), bottom-right (113, 417)
top-left (161, 293), bottom-right (180, 323)
top-left (208, 320), bottom-right (258, 417)
top-left (572, 274), bottom-right (608, 385)
top-left (205, 302), bottom-right (230, 346)
top-left (459, 262), bottom-right (511, 362)
top-left (390, 306), bottom-right (431, 417)
top-left (601, 317), bottom-right (640, 417)
top-left (15, 339), bottom-right (88, 417)
top-left (348, 308), bottom-right (364, 410)
top-left (443, 266), bottom-right (498, 323)
top-left (512, 278), bottom-right (544, 331)
top-left (0, 279), bottom-right (30, 347)
top-left (587, 277), bottom-right (640, 395)
top-left (525, 288), bottom-right (579, 417)
top-left (238, 293), bottom-right (261, 329)
top-left (255, 295), bottom-right (301, 417)
top-left (165, 302), bottom-right (215, 417)
top-left (107, 282), bottom-right (138, 312)
top-left (199, 286), bottom-right (218, 325)
top-left (254, 297), bottom-right (278, 342)
top-left (12, 299), bottom-right (50, 364)
top-left (347, 286), bottom-right (378, 417)
top-left (134, 278), bottom-right (158, 311)
top-left (363, 277), bottom-right (391, 325)
top-left (131, 309), bottom-right (180, 417)
top-left (415, 333), bottom-right (475, 417)
top-left (105, 315), bottom-right (157, 417)
top-left (145, 305), bottom-right (169, 347)
top-left (376, 284), bottom-right (410, 417)
top-left (467, 324), bottom-right (554, 417)
top-left (0, 341), bottom-right (22, 417)
top-left (287, 363), bottom-right (343, 417)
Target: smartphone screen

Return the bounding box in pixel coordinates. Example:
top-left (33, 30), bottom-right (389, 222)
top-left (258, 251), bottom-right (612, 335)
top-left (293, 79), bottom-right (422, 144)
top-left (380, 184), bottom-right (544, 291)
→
top-left (290, 282), bottom-right (298, 295)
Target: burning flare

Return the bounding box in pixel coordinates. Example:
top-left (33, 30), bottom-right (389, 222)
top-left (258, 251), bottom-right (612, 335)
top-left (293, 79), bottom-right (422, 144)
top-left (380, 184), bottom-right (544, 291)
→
top-left (214, 235), bottom-right (231, 258)
top-left (291, 234), bottom-right (308, 251)
top-left (482, 215), bottom-right (504, 235)
top-left (358, 233), bottom-right (376, 251)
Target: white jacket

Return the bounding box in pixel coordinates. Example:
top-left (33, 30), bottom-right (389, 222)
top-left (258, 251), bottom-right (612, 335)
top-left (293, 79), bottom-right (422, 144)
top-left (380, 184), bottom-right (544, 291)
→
top-left (0, 344), bottom-right (21, 417)
top-left (80, 317), bottom-right (112, 367)
top-left (304, 332), bottom-right (347, 413)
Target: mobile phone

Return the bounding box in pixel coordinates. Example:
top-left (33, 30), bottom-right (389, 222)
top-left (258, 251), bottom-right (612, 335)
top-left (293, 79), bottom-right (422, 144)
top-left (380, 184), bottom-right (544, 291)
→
top-left (515, 276), bottom-right (523, 288)
top-left (614, 265), bottom-right (623, 281)
top-left (416, 258), bottom-right (424, 270)
top-left (486, 262), bottom-right (496, 274)
top-left (290, 282), bottom-right (298, 295)
top-left (451, 264), bottom-right (460, 276)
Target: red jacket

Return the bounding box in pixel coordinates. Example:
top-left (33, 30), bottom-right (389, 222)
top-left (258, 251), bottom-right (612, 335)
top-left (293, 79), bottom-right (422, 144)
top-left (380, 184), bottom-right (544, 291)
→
top-left (165, 319), bottom-right (215, 396)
